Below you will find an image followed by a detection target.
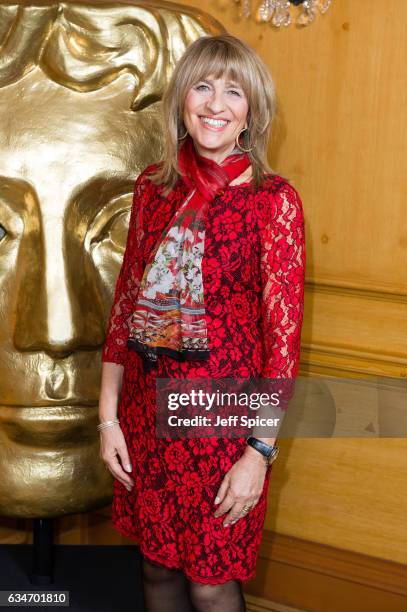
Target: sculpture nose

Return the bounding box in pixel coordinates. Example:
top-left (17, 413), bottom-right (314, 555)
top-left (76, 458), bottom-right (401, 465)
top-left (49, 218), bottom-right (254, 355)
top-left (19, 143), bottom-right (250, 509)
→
top-left (13, 215), bottom-right (106, 357)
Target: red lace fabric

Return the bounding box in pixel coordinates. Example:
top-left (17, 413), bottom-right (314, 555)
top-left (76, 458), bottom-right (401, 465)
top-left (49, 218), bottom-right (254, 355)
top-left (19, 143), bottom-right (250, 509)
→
top-left (101, 164), bottom-right (306, 584)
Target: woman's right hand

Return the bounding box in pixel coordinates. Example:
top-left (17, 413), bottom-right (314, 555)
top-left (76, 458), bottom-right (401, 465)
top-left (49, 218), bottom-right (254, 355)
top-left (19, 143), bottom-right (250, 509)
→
top-left (99, 424), bottom-right (134, 491)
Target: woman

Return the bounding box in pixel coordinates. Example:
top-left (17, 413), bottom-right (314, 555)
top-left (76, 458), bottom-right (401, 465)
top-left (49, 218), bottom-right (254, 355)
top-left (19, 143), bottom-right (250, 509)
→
top-left (98, 34), bottom-right (305, 611)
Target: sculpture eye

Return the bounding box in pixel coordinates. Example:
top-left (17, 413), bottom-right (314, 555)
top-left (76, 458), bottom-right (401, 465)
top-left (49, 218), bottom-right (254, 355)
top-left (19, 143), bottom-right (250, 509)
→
top-left (0, 224), bottom-right (6, 241)
top-left (91, 208), bottom-right (131, 251)
top-left (106, 209), bottom-right (131, 250)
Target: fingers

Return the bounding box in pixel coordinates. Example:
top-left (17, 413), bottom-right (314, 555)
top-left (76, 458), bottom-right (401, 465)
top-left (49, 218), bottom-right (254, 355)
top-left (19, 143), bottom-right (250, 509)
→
top-left (214, 485), bottom-right (261, 518)
top-left (106, 454), bottom-right (134, 491)
top-left (213, 455), bottom-right (268, 526)
top-left (99, 430), bottom-right (134, 491)
top-left (118, 445), bottom-right (133, 474)
top-left (214, 475), bottom-right (230, 506)
top-left (225, 500), bottom-right (258, 527)
top-left (223, 499), bottom-right (260, 527)
top-left (214, 490), bottom-right (261, 527)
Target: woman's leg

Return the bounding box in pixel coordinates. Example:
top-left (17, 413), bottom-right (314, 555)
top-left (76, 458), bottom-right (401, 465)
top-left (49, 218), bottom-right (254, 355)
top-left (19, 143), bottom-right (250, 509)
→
top-left (141, 555), bottom-right (193, 612)
top-left (188, 579), bottom-right (246, 612)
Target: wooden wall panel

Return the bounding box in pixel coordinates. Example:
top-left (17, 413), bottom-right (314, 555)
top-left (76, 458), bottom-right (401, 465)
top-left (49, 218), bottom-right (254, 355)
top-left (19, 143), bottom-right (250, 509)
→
top-left (178, 0), bottom-right (407, 376)
top-left (244, 532), bottom-right (407, 612)
top-left (266, 438), bottom-right (407, 564)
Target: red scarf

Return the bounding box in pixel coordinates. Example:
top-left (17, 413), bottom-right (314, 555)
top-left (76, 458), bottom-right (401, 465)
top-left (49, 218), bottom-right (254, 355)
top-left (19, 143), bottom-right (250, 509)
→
top-left (127, 135), bottom-right (251, 371)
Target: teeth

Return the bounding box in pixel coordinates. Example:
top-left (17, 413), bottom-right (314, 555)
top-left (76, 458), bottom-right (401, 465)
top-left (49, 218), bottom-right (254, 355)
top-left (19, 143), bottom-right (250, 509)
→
top-left (201, 117), bottom-right (228, 127)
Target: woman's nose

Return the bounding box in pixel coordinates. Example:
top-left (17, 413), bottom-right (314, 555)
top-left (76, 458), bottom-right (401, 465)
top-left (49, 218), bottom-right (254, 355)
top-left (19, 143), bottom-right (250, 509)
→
top-left (206, 88), bottom-right (226, 114)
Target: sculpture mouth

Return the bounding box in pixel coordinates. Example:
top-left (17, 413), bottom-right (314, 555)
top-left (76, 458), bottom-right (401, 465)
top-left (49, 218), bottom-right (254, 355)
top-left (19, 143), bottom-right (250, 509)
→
top-left (0, 400), bottom-right (98, 407)
top-left (0, 405), bottom-right (99, 446)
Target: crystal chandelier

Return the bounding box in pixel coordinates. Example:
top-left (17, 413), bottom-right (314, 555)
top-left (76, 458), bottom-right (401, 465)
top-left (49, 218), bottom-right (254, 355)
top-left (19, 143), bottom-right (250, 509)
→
top-left (234, 0), bottom-right (333, 27)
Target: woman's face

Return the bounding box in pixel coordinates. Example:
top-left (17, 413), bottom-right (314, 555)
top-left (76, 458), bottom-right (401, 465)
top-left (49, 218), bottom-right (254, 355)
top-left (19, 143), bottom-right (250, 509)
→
top-left (183, 74), bottom-right (249, 163)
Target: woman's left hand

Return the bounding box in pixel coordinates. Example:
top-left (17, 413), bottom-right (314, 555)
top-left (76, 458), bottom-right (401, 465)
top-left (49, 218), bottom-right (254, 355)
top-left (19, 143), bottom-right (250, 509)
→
top-left (213, 448), bottom-right (268, 527)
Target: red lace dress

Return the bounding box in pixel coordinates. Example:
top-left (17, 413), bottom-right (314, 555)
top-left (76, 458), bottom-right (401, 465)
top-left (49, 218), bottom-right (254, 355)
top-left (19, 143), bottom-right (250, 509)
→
top-left (101, 164), bottom-right (306, 584)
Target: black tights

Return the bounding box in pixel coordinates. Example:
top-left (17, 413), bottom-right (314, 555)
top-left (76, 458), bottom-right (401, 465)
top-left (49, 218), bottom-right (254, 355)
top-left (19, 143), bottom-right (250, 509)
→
top-left (141, 556), bottom-right (246, 612)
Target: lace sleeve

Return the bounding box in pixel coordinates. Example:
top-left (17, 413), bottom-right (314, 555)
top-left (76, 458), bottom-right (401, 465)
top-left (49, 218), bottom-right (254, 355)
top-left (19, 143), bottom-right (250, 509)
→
top-left (101, 168), bottom-right (152, 365)
top-left (259, 180), bottom-right (306, 384)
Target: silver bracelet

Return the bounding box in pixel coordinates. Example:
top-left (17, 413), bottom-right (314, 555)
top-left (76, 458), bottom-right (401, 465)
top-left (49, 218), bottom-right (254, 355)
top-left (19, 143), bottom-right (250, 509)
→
top-left (97, 419), bottom-right (120, 432)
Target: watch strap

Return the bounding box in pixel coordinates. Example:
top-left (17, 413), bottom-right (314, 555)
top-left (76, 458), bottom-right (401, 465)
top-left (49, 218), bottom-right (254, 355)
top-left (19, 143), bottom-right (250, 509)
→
top-left (246, 436), bottom-right (279, 465)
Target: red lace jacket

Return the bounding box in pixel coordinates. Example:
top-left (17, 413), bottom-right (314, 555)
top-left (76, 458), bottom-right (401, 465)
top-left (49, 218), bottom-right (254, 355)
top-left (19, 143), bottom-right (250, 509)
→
top-left (102, 165), bottom-right (306, 384)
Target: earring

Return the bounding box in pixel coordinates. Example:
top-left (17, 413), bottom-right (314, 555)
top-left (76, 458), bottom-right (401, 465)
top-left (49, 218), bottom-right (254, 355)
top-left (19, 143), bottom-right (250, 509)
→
top-left (236, 127), bottom-right (253, 153)
top-left (178, 126), bottom-right (188, 140)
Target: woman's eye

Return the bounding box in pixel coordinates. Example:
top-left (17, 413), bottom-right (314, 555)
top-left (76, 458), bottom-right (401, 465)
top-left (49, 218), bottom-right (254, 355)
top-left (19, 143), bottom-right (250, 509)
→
top-left (228, 89), bottom-right (241, 96)
top-left (195, 84), bottom-right (209, 91)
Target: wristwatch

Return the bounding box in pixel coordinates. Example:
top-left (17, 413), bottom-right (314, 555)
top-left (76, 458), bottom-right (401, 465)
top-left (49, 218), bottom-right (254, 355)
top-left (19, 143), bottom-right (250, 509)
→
top-left (246, 436), bottom-right (279, 466)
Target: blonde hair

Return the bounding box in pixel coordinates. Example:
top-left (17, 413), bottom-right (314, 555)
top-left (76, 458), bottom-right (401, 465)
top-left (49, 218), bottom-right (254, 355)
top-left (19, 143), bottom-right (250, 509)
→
top-left (148, 34), bottom-right (277, 194)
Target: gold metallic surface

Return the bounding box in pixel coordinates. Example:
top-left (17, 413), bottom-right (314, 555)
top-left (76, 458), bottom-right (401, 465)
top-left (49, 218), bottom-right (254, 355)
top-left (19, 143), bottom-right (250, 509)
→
top-left (0, 0), bottom-right (224, 518)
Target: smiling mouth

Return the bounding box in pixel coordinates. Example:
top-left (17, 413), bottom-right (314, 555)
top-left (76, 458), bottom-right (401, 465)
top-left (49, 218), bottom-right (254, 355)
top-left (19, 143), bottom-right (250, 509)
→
top-left (199, 116), bottom-right (230, 129)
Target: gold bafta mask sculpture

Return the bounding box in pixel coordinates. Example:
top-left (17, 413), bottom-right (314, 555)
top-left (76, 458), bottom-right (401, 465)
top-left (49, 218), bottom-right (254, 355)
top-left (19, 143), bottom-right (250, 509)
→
top-left (0, 0), bottom-right (223, 518)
